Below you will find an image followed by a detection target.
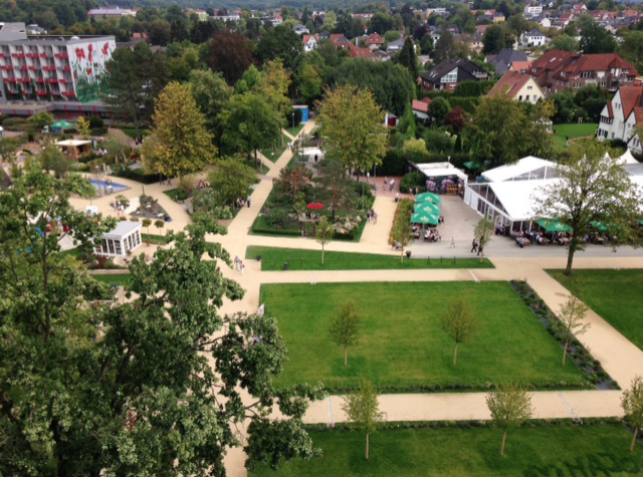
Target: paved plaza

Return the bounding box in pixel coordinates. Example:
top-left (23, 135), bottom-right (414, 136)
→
top-left (70, 121), bottom-right (643, 477)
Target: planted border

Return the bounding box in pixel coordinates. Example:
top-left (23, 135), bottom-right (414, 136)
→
top-left (510, 280), bottom-right (618, 390)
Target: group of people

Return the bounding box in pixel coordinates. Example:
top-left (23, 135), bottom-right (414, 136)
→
top-left (233, 256), bottom-right (245, 275)
top-left (235, 196), bottom-right (251, 209)
top-left (366, 209), bottom-right (378, 223)
top-left (133, 136), bottom-right (145, 146)
top-left (383, 177), bottom-right (396, 192)
top-left (424, 229), bottom-right (442, 242)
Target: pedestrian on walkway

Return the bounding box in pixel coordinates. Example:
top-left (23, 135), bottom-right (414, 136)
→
top-left (366, 211), bottom-right (371, 222)
top-left (471, 238), bottom-right (478, 253)
top-left (450, 236), bottom-right (456, 248)
top-left (366, 172), bottom-right (370, 183)
top-left (374, 184), bottom-right (378, 194)
top-left (384, 177), bottom-right (388, 190)
top-left (234, 256), bottom-right (240, 271)
top-left (247, 195), bottom-right (251, 208)
top-left (390, 179), bottom-right (395, 191)
top-left (373, 211), bottom-right (378, 224)
top-left (477, 245), bottom-right (484, 257)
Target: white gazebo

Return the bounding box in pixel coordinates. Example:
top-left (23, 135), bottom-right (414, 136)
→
top-left (94, 221), bottom-right (142, 257)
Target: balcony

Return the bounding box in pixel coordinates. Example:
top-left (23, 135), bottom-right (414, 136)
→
top-left (37, 78), bottom-right (45, 83)
top-left (54, 53), bottom-right (69, 59)
top-left (42, 66), bottom-right (56, 71)
top-left (37, 91), bottom-right (47, 96)
top-left (0, 66), bottom-right (13, 71)
top-left (63, 66), bottom-right (71, 72)
top-left (40, 53), bottom-right (47, 58)
top-left (46, 79), bottom-right (59, 84)
top-left (4, 78), bottom-right (16, 82)
top-left (17, 78), bottom-right (30, 83)
top-left (26, 53), bottom-right (38, 58)
top-left (11, 53), bottom-right (25, 58)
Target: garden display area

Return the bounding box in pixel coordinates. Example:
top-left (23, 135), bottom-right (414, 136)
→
top-left (261, 282), bottom-right (590, 392)
top-left (549, 269), bottom-right (643, 351)
top-left (552, 123), bottom-right (598, 150)
top-left (247, 246), bottom-right (494, 271)
top-left (251, 422), bottom-right (643, 477)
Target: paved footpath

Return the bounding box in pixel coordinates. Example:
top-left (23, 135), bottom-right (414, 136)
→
top-left (70, 121), bottom-right (643, 477)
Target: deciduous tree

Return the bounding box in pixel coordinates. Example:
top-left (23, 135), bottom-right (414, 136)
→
top-left (207, 29), bottom-right (253, 85)
top-left (143, 82), bottom-right (214, 179)
top-left (486, 385), bottom-right (533, 457)
top-left (474, 217), bottom-right (494, 260)
top-left (341, 380), bottom-right (384, 460)
top-left (559, 296), bottom-right (590, 366)
top-left (318, 85), bottom-right (387, 174)
top-left (208, 156), bottom-right (256, 208)
top-left (316, 157), bottom-right (357, 220)
top-left (189, 69), bottom-right (233, 153)
top-left (580, 20), bottom-right (617, 54)
top-left (622, 376), bottom-right (643, 452)
top-left (316, 216), bottom-right (335, 265)
top-left (534, 142), bottom-right (641, 276)
top-left (255, 25), bottom-right (303, 70)
top-left (440, 298), bottom-right (478, 365)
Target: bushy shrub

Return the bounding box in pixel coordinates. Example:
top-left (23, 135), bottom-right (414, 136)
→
top-left (89, 116), bottom-right (104, 129)
top-left (399, 171), bottom-right (426, 193)
top-left (3, 117), bottom-right (29, 131)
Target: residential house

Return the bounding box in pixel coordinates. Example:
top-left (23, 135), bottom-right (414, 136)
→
top-left (213, 13), bottom-right (241, 21)
top-left (185, 9), bottom-right (209, 20)
top-left (352, 13), bottom-right (375, 21)
top-left (365, 33), bottom-right (385, 50)
top-left (597, 86), bottom-right (643, 151)
top-left (528, 50), bottom-right (637, 95)
top-left (553, 12), bottom-right (574, 28)
top-left (330, 34), bottom-right (377, 60)
top-left (386, 38), bottom-right (406, 53)
top-left (88, 8), bottom-right (137, 18)
top-left (571, 3), bottom-right (587, 15)
top-left (293, 25), bottom-right (309, 35)
top-left (486, 71), bottom-right (546, 104)
top-left (412, 97), bottom-right (432, 120)
top-left (524, 4), bottom-right (543, 15)
top-left (538, 17), bottom-right (552, 28)
top-left (26, 24), bottom-right (46, 35)
top-left (476, 25), bottom-right (491, 35)
top-left (510, 61), bottom-right (532, 74)
top-left (471, 33), bottom-right (484, 54)
top-left (302, 34), bottom-right (319, 52)
top-left (420, 59), bottom-right (490, 92)
top-left (486, 48), bottom-right (528, 75)
top-left (521, 28), bottom-right (548, 47)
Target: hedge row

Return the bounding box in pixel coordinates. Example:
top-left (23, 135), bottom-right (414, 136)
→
top-left (111, 168), bottom-right (160, 184)
top-left (417, 92), bottom-right (481, 115)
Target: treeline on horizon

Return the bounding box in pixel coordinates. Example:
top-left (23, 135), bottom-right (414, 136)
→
top-left (101, 0), bottom-right (420, 11)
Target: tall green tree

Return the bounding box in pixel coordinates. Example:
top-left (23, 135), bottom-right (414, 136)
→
top-left (189, 69), bottom-right (233, 153)
top-left (486, 385), bottom-right (533, 457)
top-left (0, 167), bottom-right (324, 476)
top-left (622, 376), bottom-right (643, 452)
top-left (318, 85), bottom-right (388, 174)
top-left (255, 25), bottom-right (303, 70)
top-left (580, 21), bottom-right (617, 54)
top-left (440, 298), bottom-right (478, 365)
top-left (466, 94), bottom-right (554, 168)
top-left (341, 380), bottom-right (384, 460)
top-left (619, 31), bottom-right (643, 72)
top-left (103, 42), bottom-right (167, 136)
top-left (316, 216), bottom-right (335, 265)
top-left (474, 217), bottom-right (494, 260)
top-left (396, 37), bottom-right (419, 83)
top-left (297, 62), bottom-right (323, 103)
top-left (534, 142), bottom-right (641, 276)
top-left (208, 156), bottom-right (256, 208)
top-left (223, 92), bottom-right (282, 166)
top-left (207, 29), bottom-right (253, 85)
top-left (547, 34), bottom-right (579, 52)
top-left (316, 157), bottom-right (357, 221)
top-left (482, 24), bottom-right (508, 55)
top-left (143, 81), bottom-right (214, 178)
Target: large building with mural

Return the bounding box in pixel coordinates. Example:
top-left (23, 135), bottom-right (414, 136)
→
top-left (0, 23), bottom-right (115, 117)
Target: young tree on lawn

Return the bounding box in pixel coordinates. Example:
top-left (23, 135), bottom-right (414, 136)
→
top-left (622, 376), bottom-right (643, 452)
top-left (276, 164), bottom-right (312, 200)
top-left (342, 379), bottom-right (384, 460)
top-left (142, 218), bottom-right (152, 245)
top-left (474, 218), bottom-right (494, 260)
top-left (391, 212), bottom-right (412, 264)
top-left (559, 296), bottom-right (590, 366)
top-left (316, 216), bottom-right (334, 265)
top-left (154, 219), bottom-right (165, 237)
top-left (318, 85), bottom-right (387, 176)
top-left (486, 385), bottom-right (533, 457)
top-left (208, 156), bottom-right (256, 208)
top-left (38, 144), bottom-right (71, 178)
top-left (440, 298), bottom-right (478, 365)
top-left (75, 117), bottom-right (91, 138)
top-left (328, 301), bottom-right (361, 367)
top-left (144, 82), bottom-right (214, 179)
top-left (534, 142), bottom-right (641, 276)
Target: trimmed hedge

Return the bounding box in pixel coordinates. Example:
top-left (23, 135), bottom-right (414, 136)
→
top-left (417, 92), bottom-right (481, 114)
top-left (111, 167), bottom-right (160, 184)
top-left (453, 80), bottom-right (495, 97)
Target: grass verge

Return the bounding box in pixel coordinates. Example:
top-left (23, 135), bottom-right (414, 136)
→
top-left (250, 422), bottom-right (642, 477)
top-left (552, 123), bottom-right (597, 150)
top-left (549, 269), bottom-right (643, 351)
top-left (285, 123), bottom-right (305, 138)
top-left (261, 281), bottom-right (588, 392)
top-left (261, 133), bottom-right (292, 163)
top-left (247, 246), bottom-right (494, 270)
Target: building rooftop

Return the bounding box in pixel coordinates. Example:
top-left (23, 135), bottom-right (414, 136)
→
top-left (103, 221), bottom-right (142, 240)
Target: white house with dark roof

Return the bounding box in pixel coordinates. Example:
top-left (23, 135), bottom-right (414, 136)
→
top-left (521, 28), bottom-right (548, 47)
top-left (597, 86), bottom-right (643, 152)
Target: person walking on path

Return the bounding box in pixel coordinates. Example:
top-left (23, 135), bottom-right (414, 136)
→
top-left (247, 195), bottom-right (251, 208)
top-left (390, 179), bottom-right (396, 191)
top-left (384, 177), bottom-right (388, 192)
top-left (373, 211), bottom-right (378, 224)
top-left (477, 245), bottom-right (484, 257)
top-left (471, 238), bottom-right (478, 253)
top-left (450, 236), bottom-right (456, 248)
top-left (234, 256), bottom-right (240, 271)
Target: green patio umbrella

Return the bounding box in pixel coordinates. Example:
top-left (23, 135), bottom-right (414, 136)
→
top-left (536, 219), bottom-right (573, 233)
top-left (411, 210), bottom-right (439, 225)
top-left (589, 220), bottom-right (607, 232)
top-left (414, 201), bottom-right (441, 215)
top-left (416, 191), bottom-right (442, 205)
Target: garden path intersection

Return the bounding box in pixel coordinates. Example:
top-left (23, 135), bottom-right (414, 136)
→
top-left (71, 121), bottom-right (643, 477)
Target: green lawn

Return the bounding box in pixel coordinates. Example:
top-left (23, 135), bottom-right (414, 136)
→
top-left (261, 133), bottom-right (292, 162)
top-left (549, 269), bottom-right (643, 351)
top-left (247, 246), bottom-right (494, 271)
top-left (251, 423), bottom-right (643, 477)
top-left (120, 128), bottom-right (149, 140)
top-left (92, 273), bottom-right (131, 287)
top-left (552, 123), bottom-right (597, 149)
top-left (261, 282), bottom-right (588, 392)
top-left (141, 233), bottom-right (171, 245)
top-left (285, 123), bottom-right (305, 138)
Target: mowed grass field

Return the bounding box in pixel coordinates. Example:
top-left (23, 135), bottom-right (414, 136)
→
top-left (251, 424), bottom-right (643, 477)
top-left (552, 123), bottom-right (598, 150)
top-left (261, 282), bottom-right (588, 391)
top-left (247, 246), bottom-right (494, 271)
top-left (549, 269), bottom-right (643, 351)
